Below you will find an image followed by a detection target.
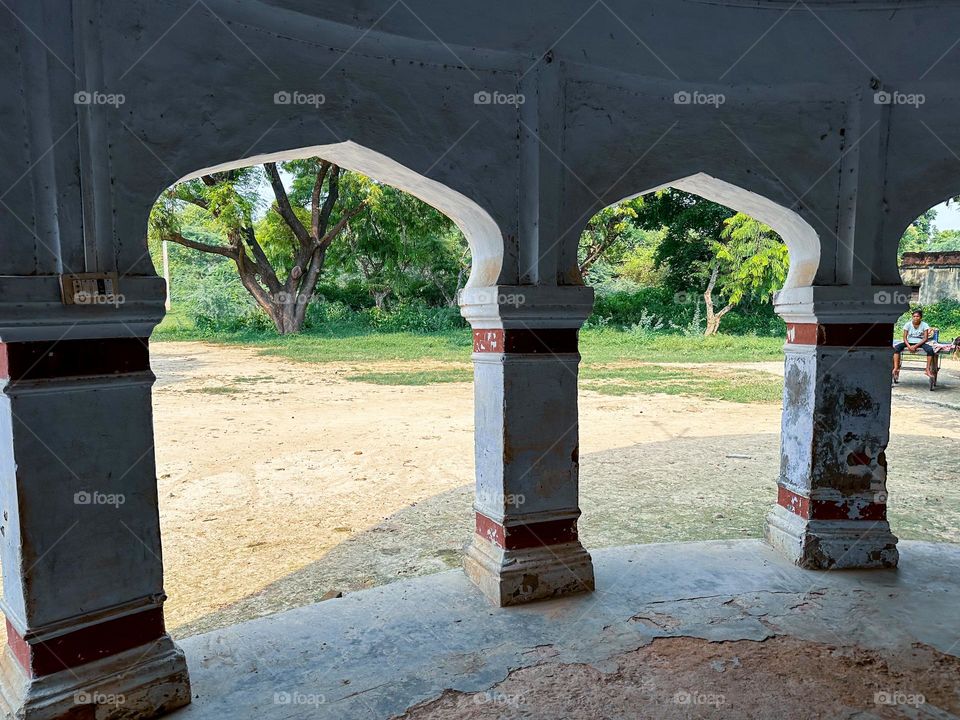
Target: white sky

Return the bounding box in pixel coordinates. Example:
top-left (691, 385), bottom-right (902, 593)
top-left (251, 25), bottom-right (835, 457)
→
top-left (932, 201), bottom-right (960, 231)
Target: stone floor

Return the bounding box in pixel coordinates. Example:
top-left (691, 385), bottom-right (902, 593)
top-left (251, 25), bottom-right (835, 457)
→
top-left (169, 540), bottom-right (960, 719)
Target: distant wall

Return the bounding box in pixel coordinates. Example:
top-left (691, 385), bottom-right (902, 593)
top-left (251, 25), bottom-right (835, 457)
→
top-left (901, 252), bottom-right (960, 305)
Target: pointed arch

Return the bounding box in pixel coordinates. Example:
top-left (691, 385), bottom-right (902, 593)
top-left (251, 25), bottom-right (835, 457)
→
top-left (177, 141), bottom-right (504, 288)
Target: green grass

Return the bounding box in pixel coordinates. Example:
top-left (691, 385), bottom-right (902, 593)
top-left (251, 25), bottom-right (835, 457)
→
top-left (348, 368), bottom-right (472, 385)
top-left (581, 365), bottom-right (783, 403)
top-left (341, 363), bottom-right (782, 402)
top-left (154, 313), bottom-right (787, 402)
top-left (184, 386), bottom-right (242, 395)
top-left (154, 318), bottom-right (785, 365)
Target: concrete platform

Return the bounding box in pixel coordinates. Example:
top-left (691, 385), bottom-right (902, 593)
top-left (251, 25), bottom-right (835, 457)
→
top-left (169, 540), bottom-right (960, 719)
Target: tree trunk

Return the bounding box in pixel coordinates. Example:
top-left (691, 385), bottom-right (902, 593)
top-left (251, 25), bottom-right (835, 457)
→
top-left (372, 289), bottom-right (391, 310)
top-left (702, 266), bottom-right (736, 336)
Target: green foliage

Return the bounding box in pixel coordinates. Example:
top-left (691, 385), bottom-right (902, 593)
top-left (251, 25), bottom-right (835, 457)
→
top-left (587, 287), bottom-right (784, 336)
top-left (324, 177), bottom-right (469, 308)
top-left (898, 206), bottom-right (960, 256)
top-left (715, 213), bottom-right (789, 305)
top-left (640, 189), bottom-right (733, 294)
top-left (900, 208), bottom-right (938, 256)
top-left (927, 229), bottom-right (960, 252)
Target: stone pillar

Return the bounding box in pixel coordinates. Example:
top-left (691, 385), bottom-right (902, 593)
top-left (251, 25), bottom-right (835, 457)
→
top-left (459, 286), bottom-right (595, 606)
top-left (764, 286), bottom-right (909, 570)
top-left (0, 335), bottom-right (190, 719)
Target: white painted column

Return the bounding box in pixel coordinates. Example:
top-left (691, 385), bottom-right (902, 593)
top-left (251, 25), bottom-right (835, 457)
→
top-left (0, 326), bottom-right (189, 718)
top-left (765, 286), bottom-right (909, 569)
top-left (459, 286), bottom-right (595, 605)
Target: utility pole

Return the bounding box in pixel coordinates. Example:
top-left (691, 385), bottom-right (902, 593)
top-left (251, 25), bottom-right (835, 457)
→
top-left (162, 239), bottom-right (171, 310)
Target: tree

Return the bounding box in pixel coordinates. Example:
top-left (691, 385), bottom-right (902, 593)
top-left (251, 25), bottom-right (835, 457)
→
top-left (328, 181), bottom-right (468, 309)
top-left (149, 159), bottom-right (365, 334)
top-left (929, 228), bottom-right (960, 251)
top-left (706, 213), bottom-right (789, 335)
top-left (578, 200), bottom-right (645, 277)
top-left (631, 190), bottom-right (787, 335)
top-left (899, 208), bottom-right (937, 257)
top-left (638, 190), bottom-right (733, 294)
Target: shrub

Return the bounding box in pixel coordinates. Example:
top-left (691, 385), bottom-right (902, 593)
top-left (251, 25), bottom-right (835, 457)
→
top-left (588, 288), bottom-right (784, 336)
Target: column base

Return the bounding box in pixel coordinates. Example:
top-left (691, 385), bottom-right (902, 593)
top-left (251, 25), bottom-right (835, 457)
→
top-left (764, 504), bottom-right (899, 570)
top-left (464, 535), bottom-right (595, 606)
top-left (0, 635), bottom-right (190, 720)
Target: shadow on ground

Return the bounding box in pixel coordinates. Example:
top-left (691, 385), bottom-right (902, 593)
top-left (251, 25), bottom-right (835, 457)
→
top-left (170, 430), bottom-right (960, 639)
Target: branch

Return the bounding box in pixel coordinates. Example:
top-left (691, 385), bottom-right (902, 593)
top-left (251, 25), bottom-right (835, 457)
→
top-left (716, 302), bottom-right (736, 320)
top-left (310, 161), bottom-right (332, 240)
top-left (264, 162), bottom-right (312, 246)
top-left (239, 226), bottom-right (282, 294)
top-left (315, 166), bottom-right (341, 239)
top-left (167, 232), bottom-right (237, 260)
top-left (318, 201), bottom-right (366, 252)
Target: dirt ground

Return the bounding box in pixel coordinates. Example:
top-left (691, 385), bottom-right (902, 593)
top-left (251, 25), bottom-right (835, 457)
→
top-left (148, 342), bottom-right (960, 639)
top-left (399, 635), bottom-right (960, 720)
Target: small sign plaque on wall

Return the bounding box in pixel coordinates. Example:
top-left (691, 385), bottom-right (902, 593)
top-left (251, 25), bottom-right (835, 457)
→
top-left (60, 273), bottom-right (123, 307)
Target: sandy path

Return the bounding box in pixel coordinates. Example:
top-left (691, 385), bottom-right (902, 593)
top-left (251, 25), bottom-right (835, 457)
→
top-left (143, 342), bottom-right (960, 638)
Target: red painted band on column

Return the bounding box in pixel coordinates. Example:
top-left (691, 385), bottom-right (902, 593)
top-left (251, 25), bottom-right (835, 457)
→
top-left (785, 323), bottom-right (893, 348)
top-left (6, 608), bottom-right (166, 677)
top-left (777, 487), bottom-right (887, 521)
top-left (0, 338), bottom-right (150, 381)
top-left (475, 512), bottom-right (578, 550)
top-left (473, 329), bottom-right (579, 354)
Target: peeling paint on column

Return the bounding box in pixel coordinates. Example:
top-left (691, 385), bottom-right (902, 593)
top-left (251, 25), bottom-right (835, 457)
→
top-left (767, 320), bottom-right (899, 571)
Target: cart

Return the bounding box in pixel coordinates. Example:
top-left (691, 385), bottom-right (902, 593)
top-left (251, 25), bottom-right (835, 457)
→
top-left (893, 329), bottom-right (959, 391)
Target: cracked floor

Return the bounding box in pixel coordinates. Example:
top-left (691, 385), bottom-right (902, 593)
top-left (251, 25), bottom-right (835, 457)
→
top-left (169, 540), bottom-right (960, 720)
top-left (399, 636), bottom-right (960, 719)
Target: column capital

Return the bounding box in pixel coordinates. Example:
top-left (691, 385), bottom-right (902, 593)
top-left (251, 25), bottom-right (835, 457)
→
top-left (774, 285), bottom-right (910, 325)
top-left (459, 285), bottom-right (595, 329)
top-left (0, 276), bottom-right (166, 343)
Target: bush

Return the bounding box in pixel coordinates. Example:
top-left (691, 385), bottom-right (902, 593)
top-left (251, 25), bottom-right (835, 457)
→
top-left (588, 288), bottom-right (784, 336)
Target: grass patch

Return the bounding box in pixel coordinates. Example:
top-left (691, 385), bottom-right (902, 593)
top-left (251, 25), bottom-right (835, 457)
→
top-left (347, 368), bottom-right (472, 385)
top-left (343, 363), bottom-right (782, 403)
top-left (154, 321), bottom-right (786, 365)
top-left (580, 329), bottom-right (784, 363)
top-left (185, 386), bottom-right (242, 395)
top-left (581, 365), bottom-right (783, 403)
top-left (154, 320), bottom-right (787, 402)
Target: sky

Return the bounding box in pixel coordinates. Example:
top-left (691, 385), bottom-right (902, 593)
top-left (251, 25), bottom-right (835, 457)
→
top-left (932, 201), bottom-right (960, 231)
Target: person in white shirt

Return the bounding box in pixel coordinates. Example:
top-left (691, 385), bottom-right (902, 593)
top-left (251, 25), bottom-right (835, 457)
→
top-left (892, 309), bottom-right (934, 381)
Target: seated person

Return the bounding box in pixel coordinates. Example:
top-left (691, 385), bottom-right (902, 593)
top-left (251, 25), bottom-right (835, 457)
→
top-left (893, 309), bottom-right (935, 380)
